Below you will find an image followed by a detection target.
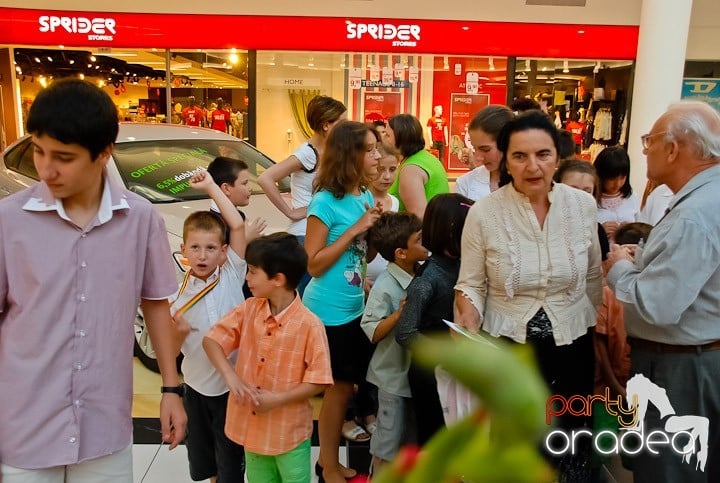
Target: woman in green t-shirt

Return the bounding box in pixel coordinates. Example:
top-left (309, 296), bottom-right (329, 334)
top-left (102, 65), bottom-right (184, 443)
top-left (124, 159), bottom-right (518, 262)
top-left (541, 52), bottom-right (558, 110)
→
top-left (386, 114), bottom-right (450, 219)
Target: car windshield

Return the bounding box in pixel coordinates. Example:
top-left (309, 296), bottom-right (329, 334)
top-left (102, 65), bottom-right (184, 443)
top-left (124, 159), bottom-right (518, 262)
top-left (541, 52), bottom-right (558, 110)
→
top-left (113, 138), bottom-right (289, 202)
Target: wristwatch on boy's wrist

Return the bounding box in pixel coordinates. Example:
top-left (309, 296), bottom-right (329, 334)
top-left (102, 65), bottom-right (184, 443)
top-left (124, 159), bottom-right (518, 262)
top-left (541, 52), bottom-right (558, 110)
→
top-left (161, 385), bottom-right (185, 397)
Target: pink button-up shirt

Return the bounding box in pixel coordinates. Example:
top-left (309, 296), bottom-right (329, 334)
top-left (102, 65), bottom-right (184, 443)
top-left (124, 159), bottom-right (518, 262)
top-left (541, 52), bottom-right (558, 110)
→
top-left (0, 175), bottom-right (177, 469)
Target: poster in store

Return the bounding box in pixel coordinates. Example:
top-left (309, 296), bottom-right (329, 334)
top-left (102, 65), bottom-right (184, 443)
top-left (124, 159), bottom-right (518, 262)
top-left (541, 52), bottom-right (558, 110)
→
top-left (682, 78), bottom-right (720, 112)
top-left (363, 92), bottom-right (402, 124)
top-left (448, 93), bottom-right (490, 171)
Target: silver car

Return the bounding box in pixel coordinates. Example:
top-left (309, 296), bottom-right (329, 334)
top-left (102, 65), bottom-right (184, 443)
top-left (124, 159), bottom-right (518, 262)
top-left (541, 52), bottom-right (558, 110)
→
top-left (0, 122), bottom-right (291, 371)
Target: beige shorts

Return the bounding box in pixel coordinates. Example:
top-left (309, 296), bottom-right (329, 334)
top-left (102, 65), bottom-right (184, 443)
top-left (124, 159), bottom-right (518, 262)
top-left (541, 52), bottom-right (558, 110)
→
top-left (1, 444), bottom-right (132, 483)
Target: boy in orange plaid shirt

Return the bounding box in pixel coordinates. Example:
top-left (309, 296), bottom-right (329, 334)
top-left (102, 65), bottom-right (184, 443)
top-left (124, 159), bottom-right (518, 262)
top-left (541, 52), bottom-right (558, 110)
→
top-left (203, 233), bottom-right (333, 483)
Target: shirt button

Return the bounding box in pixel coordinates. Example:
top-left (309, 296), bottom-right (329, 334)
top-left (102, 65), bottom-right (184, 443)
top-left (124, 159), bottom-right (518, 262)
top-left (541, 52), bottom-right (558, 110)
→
top-left (73, 362), bottom-right (83, 371)
top-left (68, 437), bottom-right (77, 443)
top-left (81, 234), bottom-right (87, 238)
top-left (252, 411), bottom-right (256, 415)
top-left (260, 357), bottom-right (265, 362)
top-left (80, 261), bottom-right (87, 268)
top-left (267, 332), bottom-right (271, 336)
top-left (74, 399), bottom-right (83, 407)
top-left (79, 294), bottom-right (87, 302)
top-left (78, 330), bottom-right (87, 337)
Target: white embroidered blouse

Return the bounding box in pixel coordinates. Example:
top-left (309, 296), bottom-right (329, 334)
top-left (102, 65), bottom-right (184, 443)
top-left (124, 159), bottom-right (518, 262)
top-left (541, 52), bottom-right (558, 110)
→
top-left (455, 182), bottom-right (603, 346)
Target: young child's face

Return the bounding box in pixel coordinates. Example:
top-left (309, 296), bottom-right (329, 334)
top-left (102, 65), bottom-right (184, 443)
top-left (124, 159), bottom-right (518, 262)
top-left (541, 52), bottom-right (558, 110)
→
top-left (401, 230), bottom-right (429, 265)
top-left (602, 175), bottom-right (627, 197)
top-left (245, 264), bottom-right (276, 298)
top-left (562, 171), bottom-right (595, 195)
top-left (371, 155), bottom-right (399, 194)
top-left (222, 169), bottom-right (251, 207)
top-left (363, 131), bottom-right (381, 179)
top-left (181, 229), bottom-right (227, 280)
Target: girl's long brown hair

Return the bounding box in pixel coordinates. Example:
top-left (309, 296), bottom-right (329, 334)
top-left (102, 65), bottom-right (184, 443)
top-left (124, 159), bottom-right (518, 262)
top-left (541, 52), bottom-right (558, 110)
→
top-left (313, 120), bottom-right (377, 198)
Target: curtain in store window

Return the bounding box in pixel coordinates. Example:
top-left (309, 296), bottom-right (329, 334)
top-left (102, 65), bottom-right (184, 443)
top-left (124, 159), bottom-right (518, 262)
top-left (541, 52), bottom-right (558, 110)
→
top-left (288, 89), bottom-right (320, 139)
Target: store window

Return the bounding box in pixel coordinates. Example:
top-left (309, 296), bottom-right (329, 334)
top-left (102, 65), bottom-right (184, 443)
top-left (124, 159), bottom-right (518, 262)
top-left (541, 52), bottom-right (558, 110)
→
top-left (13, 47), bottom-right (250, 138)
top-left (512, 58), bottom-right (633, 159)
top-left (255, 50), bottom-right (508, 172)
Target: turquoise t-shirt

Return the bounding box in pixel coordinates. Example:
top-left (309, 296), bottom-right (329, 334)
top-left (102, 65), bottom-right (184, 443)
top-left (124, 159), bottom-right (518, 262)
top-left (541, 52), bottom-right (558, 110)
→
top-left (303, 189), bottom-right (374, 326)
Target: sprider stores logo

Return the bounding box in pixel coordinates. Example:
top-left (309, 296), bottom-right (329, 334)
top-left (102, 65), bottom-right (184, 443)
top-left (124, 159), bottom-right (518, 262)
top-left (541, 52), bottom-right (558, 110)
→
top-left (545, 374), bottom-right (709, 472)
top-left (346, 21), bottom-right (420, 47)
top-left (38, 15), bottom-right (117, 41)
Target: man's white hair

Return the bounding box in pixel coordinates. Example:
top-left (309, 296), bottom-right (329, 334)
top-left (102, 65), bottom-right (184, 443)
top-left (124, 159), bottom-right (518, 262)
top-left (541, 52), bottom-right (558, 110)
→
top-left (665, 101), bottom-right (720, 161)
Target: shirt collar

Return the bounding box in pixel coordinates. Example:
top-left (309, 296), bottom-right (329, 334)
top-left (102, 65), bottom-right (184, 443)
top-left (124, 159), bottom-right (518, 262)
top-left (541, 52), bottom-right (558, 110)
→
top-left (666, 164), bottom-right (720, 212)
top-left (188, 266), bottom-right (220, 287)
top-left (22, 170), bottom-right (130, 225)
top-left (386, 262), bottom-right (414, 290)
top-left (506, 180), bottom-right (557, 203)
top-left (260, 293), bottom-right (303, 324)
top-left (473, 166), bottom-right (491, 184)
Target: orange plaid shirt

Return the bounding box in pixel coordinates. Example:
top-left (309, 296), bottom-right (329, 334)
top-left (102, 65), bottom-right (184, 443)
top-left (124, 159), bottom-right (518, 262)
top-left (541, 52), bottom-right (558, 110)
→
top-left (205, 295), bottom-right (332, 455)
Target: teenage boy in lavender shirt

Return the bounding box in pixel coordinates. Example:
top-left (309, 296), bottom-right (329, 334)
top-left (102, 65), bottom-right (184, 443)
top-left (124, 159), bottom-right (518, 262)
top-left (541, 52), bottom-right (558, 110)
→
top-left (0, 79), bottom-right (186, 482)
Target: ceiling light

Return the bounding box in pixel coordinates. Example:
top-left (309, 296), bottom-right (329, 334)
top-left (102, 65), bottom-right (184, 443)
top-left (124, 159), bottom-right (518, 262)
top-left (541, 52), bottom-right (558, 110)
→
top-left (34, 57), bottom-right (41, 63)
top-left (47, 56), bottom-right (53, 62)
top-left (69, 59), bottom-right (75, 64)
top-left (488, 57), bottom-right (495, 71)
top-left (228, 53), bottom-right (239, 64)
top-left (90, 55), bottom-right (96, 62)
top-left (563, 60), bottom-right (569, 73)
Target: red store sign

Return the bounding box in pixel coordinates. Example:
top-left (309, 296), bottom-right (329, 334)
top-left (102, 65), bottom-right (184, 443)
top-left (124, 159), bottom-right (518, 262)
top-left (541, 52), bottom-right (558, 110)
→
top-left (0, 7), bottom-right (639, 59)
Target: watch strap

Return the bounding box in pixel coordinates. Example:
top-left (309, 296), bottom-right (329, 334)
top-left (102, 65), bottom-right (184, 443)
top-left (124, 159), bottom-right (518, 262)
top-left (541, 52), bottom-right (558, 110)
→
top-left (161, 385), bottom-right (185, 396)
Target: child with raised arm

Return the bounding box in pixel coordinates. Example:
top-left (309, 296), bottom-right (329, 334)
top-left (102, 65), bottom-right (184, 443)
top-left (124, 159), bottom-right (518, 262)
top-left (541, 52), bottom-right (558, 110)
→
top-left (203, 233), bottom-right (333, 483)
top-left (362, 212), bottom-right (428, 475)
top-left (172, 168), bottom-right (248, 483)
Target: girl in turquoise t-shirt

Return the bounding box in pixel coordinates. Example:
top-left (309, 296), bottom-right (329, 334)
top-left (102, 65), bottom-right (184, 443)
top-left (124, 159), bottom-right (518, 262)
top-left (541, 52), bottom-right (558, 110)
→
top-left (304, 121), bottom-right (381, 483)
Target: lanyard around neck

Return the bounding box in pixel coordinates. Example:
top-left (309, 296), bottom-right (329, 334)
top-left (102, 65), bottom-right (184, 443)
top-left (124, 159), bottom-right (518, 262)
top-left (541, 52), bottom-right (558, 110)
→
top-left (173, 270), bottom-right (220, 317)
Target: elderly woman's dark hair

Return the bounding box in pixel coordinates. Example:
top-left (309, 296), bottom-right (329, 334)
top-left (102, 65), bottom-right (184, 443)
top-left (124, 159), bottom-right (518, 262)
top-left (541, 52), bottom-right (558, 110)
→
top-left (496, 110), bottom-right (560, 187)
top-left (388, 114), bottom-right (426, 158)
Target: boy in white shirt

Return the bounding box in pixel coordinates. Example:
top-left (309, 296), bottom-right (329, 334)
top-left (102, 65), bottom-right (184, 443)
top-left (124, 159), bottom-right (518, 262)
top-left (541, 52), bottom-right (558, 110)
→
top-left (172, 168), bottom-right (248, 482)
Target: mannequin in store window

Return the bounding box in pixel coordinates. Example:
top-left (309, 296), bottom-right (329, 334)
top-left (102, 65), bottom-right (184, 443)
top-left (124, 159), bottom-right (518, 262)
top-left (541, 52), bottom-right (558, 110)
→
top-left (181, 96), bottom-right (205, 127)
top-left (426, 105), bottom-right (448, 162)
top-left (210, 99), bottom-right (231, 134)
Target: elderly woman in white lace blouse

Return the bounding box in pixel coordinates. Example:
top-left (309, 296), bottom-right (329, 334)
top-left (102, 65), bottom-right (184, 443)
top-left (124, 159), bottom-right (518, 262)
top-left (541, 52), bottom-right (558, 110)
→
top-left (453, 111), bottom-right (603, 477)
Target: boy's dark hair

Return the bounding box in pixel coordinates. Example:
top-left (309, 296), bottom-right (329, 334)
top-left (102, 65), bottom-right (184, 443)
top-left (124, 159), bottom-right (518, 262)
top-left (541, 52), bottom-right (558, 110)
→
top-left (369, 212), bottom-right (423, 262)
top-left (388, 114), bottom-right (426, 158)
top-left (593, 146), bottom-right (633, 199)
top-left (183, 211), bottom-right (226, 243)
top-left (422, 193), bottom-right (473, 258)
top-left (511, 97), bottom-right (541, 114)
top-left (26, 79), bottom-right (119, 160)
top-left (306, 95), bottom-right (347, 132)
top-left (468, 105), bottom-right (514, 140)
top-left (497, 110), bottom-right (560, 187)
top-left (245, 233), bottom-right (307, 290)
top-left (372, 120), bottom-right (387, 129)
top-left (207, 157), bottom-right (249, 187)
top-left (614, 222), bottom-right (653, 246)
top-left (558, 129), bottom-right (576, 160)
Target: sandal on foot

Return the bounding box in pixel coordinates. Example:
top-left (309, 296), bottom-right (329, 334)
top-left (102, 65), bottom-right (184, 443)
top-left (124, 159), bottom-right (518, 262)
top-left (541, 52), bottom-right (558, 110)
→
top-left (364, 420), bottom-right (377, 435)
top-left (342, 420), bottom-right (371, 442)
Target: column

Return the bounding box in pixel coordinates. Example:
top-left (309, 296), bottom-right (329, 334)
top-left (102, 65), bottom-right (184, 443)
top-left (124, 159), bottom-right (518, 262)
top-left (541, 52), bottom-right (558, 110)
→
top-left (627, 0), bottom-right (693, 194)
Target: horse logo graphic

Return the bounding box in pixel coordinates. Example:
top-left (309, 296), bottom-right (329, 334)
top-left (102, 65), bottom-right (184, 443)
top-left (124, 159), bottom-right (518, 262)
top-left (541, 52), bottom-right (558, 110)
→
top-left (625, 374), bottom-right (709, 472)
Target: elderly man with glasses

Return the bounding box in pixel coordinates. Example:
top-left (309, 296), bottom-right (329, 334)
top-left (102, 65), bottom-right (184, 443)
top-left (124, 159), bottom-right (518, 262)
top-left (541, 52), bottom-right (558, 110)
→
top-left (607, 101), bottom-right (720, 483)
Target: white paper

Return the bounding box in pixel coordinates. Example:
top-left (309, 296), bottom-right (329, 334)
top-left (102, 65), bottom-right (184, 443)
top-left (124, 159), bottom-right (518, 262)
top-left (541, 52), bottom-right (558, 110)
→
top-left (442, 319), bottom-right (499, 349)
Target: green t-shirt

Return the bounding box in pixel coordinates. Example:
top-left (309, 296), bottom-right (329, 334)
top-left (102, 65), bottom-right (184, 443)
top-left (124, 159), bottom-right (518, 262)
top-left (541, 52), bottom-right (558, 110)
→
top-left (388, 149), bottom-right (450, 212)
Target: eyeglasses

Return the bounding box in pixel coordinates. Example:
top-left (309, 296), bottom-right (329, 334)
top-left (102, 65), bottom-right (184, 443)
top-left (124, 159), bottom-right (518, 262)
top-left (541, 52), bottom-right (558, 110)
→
top-left (640, 131), bottom-right (667, 149)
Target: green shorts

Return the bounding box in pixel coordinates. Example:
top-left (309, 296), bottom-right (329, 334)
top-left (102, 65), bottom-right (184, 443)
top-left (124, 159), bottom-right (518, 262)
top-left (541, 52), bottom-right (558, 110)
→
top-left (245, 438), bottom-right (311, 483)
